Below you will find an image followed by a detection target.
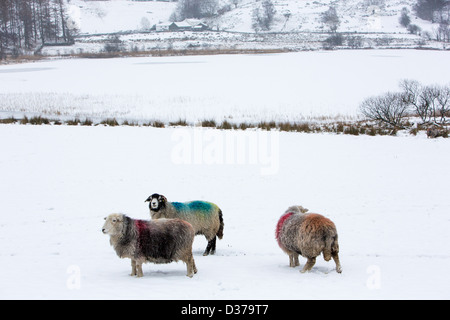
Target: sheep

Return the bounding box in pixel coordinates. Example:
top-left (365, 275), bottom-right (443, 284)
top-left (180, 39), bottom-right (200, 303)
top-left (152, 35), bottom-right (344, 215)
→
top-left (102, 213), bottom-right (197, 278)
top-left (275, 205), bottom-right (342, 273)
top-left (145, 193), bottom-right (224, 256)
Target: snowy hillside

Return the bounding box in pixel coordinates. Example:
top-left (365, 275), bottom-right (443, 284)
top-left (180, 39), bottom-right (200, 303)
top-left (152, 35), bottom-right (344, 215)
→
top-left (44, 0), bottom-right (446, 57)
top-left (68, 0), bottom-right (433, 35)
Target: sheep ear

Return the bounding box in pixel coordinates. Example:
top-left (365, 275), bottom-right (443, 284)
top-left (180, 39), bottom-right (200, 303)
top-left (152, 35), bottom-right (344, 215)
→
top-left (159, 195), bottom-right (167, 203)
top-left (144, 196), bottom-right (151, 202)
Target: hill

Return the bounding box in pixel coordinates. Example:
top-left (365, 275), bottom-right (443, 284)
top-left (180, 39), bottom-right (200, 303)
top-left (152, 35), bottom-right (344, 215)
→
top-left (69, 0), bottom-right (435, 34)
top-left (38, 0), bottom-right (445, 56)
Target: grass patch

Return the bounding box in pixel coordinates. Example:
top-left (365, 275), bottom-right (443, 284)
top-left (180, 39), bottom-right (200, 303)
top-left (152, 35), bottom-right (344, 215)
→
top-left (257, 121), bottom-right (277, 131)
top-left (82, 118), bottom-right (93, 126)
top-left (0, 117), bottom-right (18, 124)
top-left (218, 120), bottom-right (236, 130)
top-left (66, 118), bottom-right (81, 126)
top-left (29, 116), bottom-right (50, 125)
top-left (100, 118), bottom-right (119, 126)
top-left (169, 119), bottom-right (188, 127)
top-left (1, 115), bottom-right (448, 138)
top-left (201, 119), bottom-right (217, 127)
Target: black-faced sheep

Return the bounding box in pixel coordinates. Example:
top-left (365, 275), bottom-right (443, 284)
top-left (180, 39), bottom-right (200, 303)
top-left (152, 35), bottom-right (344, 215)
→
top-left (102, 213), bottom-right (197, 278)
top-left (275, 205), bottom-right (342, 273)
top-left (145, 194), bottom-right (224, 256)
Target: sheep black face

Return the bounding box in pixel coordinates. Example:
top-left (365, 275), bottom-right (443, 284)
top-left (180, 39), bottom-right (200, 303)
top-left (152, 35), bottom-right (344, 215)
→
top-left (145, 194), bottom-right (167, 212)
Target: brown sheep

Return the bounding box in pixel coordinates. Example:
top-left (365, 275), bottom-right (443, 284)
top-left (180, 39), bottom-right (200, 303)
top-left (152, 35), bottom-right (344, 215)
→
top-left (275, 206), bottom-right (342, 273)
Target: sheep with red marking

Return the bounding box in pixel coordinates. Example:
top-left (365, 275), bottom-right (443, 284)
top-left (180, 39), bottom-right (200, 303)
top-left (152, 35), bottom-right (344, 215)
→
top-left (276, 205), bottom-right (342, 273)
top-left (102, 213), bottom-right (197, 278)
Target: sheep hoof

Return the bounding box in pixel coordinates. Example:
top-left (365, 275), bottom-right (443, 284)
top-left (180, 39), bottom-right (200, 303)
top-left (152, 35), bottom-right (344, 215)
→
top-left (336, 267), bottom-right (342, 273)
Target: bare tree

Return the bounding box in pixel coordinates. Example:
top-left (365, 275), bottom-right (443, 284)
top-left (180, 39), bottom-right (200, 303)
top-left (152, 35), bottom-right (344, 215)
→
top-left (400, 79), bottom-right (450, 125)
top-left (172, 0), bottom-right (218, 21)
top-left (0, 0), bottom-right (74, 59)
top-left (399, 7), bottom-right (411, 28)
top-left (360, 92), bottom-right (409, 128)
top-left (252, 0), bottom-right (276, 32)
top-left (436, 86), bottom-right (450, 123)
top-left (414, 0), bottom-right (449, 23)
top-left (321, 6), bottom-right (340, 33)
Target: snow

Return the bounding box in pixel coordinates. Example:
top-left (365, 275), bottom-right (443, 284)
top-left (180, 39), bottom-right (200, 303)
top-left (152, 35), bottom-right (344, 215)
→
top-left (67, 0), bottom-right (431, 35)
top-left (69, 0), bottom-right (177, 34)
top-left (0, 124), bottom-right (449, 299)
top-left (1, 50), bottom-right (449, 124)
top-left (48, 0), bottom-right (448, 57)
top-left (1, 0), bottom-right (449, 302)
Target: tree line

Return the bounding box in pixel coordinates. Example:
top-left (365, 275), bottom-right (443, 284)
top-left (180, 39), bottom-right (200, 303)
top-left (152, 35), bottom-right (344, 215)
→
top-left (0, 0), bottom-right (74, 59)
top-left (360, 80), bottom-right (450, 130)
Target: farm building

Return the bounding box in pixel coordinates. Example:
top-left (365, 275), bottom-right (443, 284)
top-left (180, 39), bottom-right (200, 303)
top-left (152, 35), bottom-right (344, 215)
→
top-left (169, 19), bottom-right (209, 31)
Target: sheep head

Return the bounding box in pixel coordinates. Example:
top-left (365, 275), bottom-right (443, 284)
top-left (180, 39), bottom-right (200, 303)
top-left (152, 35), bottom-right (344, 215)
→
top-left (102, 213), bottom-right (125, 236)
top-left (145, 193), bottom-right (167, 214)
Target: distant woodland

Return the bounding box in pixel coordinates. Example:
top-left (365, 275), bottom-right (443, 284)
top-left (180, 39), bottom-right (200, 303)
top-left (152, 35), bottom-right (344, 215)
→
top-left (0, 0), bottom-right (74, 59)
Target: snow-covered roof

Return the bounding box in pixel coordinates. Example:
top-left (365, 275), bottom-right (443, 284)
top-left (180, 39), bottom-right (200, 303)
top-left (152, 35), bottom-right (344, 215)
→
top-left (171, 19), bottom-right (207, 28)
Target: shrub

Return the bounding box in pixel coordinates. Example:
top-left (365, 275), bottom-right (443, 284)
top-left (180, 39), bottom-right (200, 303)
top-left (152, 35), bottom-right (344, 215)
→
top-left (360, 92), bottom-right (409, 129)
top-left (323, 34), bottom-right (344, 49)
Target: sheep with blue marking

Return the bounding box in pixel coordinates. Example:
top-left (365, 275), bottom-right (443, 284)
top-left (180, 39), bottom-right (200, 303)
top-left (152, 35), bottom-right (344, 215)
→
top-left (145, 193), bottom-right (224, 256)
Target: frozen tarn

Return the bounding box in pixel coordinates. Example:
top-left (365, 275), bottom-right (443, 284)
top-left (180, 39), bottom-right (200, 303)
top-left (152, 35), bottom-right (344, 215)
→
top-left (0, 50), bottom-right (449, 124)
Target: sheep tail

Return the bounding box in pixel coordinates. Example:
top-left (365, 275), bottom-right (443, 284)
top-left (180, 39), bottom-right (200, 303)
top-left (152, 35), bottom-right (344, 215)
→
top-left (217, 209), bottom-right (224, 240)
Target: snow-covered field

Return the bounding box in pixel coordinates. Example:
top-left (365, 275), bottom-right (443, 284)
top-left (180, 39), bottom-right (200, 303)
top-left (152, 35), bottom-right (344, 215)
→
top-left (1, 50), bottom-right (449, 124)
top-left (0, 124), bottom-right (449, 300)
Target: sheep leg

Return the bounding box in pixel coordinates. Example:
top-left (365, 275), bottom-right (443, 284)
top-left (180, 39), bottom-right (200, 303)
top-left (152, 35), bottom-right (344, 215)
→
top-left (193, 257), bottom-right (198, 274)
top-left (136, 262), bottom-right (144, 277)
top-left (289, 254), bottom-right (299, 267)
top-left (332, 252), bottom-right (342, 273)
top-left (130, 260), bottom-right (137, 276)
top-left (203, 236), bottom-right (216, 256)
top-left (300, 257), bottom-right (316, 273)
top-left (185, 254), bottom-right (197, 278)
top-left (323, 249), bottom-right (332, 261)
